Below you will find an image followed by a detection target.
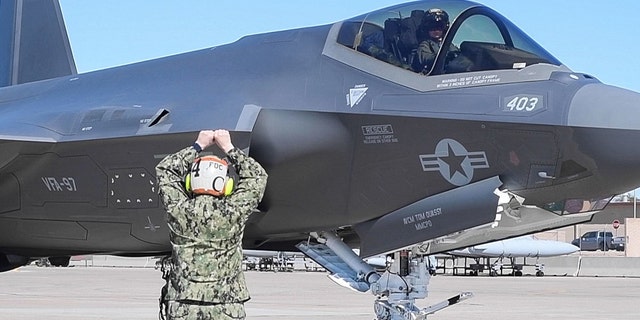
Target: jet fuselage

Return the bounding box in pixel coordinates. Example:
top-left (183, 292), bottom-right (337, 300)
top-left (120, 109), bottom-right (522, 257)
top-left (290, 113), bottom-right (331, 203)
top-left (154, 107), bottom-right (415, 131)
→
top-left (1, 0), bottom-right (640, 265)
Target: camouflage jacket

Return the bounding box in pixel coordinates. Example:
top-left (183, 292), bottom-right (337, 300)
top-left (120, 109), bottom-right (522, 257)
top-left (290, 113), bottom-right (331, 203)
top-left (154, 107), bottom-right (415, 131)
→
top-left (156, 145), bottom-right (267, 303)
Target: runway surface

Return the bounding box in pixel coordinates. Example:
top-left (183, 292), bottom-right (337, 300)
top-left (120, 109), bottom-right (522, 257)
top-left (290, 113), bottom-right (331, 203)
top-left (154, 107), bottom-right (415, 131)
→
top-left (0, 265), bottom-right (638, 319)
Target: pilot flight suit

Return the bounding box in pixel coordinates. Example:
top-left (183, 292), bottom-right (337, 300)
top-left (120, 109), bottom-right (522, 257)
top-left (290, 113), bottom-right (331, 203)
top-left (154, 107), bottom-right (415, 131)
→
top-left (412, 39), bottom-right (457, 73)
top-left (412, 39), bottom-right (472, 74)
top-left (156, 145), bottom-right (267, 319)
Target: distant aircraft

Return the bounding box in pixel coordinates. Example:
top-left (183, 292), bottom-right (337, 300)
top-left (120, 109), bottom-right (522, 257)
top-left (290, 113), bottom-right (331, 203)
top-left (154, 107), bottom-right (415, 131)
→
top-left (447, 235), bottom-right (578, 276)
top-left (2, 1), bottom-right (640, 319)
top-left (242, 250), bottom-right (305, 272)
top-left (243, 249), bottom-right (386, 271)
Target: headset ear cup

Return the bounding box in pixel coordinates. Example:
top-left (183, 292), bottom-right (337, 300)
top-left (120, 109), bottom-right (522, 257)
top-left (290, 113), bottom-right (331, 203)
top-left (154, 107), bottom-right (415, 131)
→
top-left (224, 178), bottom-right (235, 196)
top-left (185, 174), bottom-right (192, 192)
top-left (223, 160), bottom-right (239, 196)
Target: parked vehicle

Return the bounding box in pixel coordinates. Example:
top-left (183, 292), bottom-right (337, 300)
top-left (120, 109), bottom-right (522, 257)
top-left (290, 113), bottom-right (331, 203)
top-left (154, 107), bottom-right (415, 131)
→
top-left (571, 231), bottom-right (614, 251)
top-left (611, 236), bottom-right (626, 251)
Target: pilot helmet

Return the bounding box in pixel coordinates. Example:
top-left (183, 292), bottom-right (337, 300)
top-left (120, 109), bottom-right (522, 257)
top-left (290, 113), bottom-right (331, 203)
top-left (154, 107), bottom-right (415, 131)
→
top-left (421, 8), bottom-right (450, 32)
top-left (185, 156), bottom-right (237, 197)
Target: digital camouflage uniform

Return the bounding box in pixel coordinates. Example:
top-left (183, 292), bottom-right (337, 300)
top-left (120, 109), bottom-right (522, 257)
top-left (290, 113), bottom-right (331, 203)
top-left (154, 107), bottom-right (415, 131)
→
top-left (156, 145), bottom-right (267, 320)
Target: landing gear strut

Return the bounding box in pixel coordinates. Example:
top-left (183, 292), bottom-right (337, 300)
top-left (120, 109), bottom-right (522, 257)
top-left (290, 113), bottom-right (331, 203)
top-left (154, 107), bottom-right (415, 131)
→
top-left (297, 231), bottom-right (473, 320)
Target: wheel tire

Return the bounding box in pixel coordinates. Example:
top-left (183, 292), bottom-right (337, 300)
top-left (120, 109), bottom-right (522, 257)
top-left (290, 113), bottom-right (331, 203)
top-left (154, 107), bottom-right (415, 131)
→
top-left (48, 256), bottom-right (70, 267)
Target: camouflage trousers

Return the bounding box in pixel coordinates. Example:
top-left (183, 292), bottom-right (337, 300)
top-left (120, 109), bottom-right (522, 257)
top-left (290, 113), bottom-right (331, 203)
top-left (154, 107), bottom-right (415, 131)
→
top-left (167, 301), bottom-right (245, 320)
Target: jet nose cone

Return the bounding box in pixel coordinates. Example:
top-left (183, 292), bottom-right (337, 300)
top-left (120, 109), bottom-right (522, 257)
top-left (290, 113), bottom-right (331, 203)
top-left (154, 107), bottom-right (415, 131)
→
top-left (565, 83), bottom-right (640, 195)
top-left (533, 240), bottom-right (579, 256)
top-left (556, 242), bottom-right (580, 256)
top-left (568, 83), bottom-right (640, 130)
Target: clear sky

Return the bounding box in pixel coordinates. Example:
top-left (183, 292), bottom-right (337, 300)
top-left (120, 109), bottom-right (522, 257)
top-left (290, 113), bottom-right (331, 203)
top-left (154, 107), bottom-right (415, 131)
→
top-left (58, 0), bottom-right (640, 93)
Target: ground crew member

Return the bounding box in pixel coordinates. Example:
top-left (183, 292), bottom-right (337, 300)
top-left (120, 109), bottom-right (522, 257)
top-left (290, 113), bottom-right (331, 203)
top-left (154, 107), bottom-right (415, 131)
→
top-left (156, 129), bottom-right (268, 319)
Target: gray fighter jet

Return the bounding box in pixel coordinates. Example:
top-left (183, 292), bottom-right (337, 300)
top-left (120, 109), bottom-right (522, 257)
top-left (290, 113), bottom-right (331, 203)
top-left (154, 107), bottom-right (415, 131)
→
top-left (2, 1), bottom-right (640, 318)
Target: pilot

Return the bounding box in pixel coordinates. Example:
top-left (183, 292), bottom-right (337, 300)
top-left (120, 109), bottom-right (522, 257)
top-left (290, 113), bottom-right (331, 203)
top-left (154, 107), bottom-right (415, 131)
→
top-left (156, 129), bottom-right (268, 320)
top-left (412, 8), bottom-right (467, 74)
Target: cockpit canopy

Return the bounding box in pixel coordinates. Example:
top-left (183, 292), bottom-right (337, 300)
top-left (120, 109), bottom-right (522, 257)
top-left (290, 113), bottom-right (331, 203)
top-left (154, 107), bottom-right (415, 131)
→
top-left (337, 1), bottom-right (561, 75)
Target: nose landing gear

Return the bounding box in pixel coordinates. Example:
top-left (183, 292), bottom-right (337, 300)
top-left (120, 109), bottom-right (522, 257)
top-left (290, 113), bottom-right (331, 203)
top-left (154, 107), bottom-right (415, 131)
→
top-left (297, 231), bottom-right (473, 320)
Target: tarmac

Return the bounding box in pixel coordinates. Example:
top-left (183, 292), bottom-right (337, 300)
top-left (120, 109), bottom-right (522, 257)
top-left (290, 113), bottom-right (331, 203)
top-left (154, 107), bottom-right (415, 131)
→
top-left (0, 257), bottom-right (639, 320)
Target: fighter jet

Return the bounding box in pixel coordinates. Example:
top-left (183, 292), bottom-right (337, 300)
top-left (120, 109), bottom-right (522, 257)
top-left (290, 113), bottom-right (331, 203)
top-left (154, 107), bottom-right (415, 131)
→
top-left (2, 0), bottom-right (640, 318)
